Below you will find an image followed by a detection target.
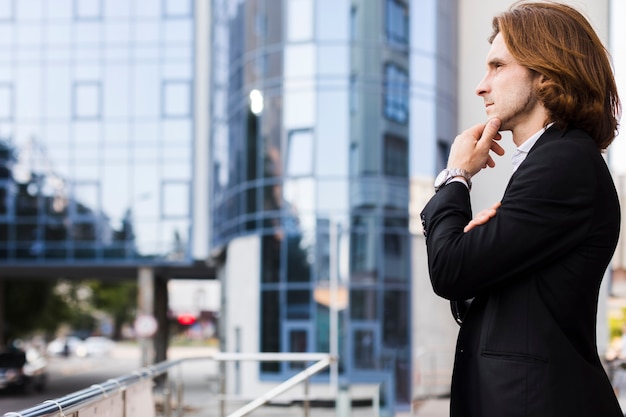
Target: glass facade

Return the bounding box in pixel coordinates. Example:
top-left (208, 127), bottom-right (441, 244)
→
top-left (0, 0), bottom-right (195, 263)
top-left (211, 0), bottom-right (414, 405)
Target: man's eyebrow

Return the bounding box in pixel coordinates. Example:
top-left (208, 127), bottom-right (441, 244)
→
top-left (488, 58), bottom-right (505, 66)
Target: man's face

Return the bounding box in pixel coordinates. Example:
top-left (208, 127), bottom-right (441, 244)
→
top-left (475, 33), bottom-right (542, 133)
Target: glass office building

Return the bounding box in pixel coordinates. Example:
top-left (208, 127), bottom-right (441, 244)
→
top-left (211, 0), bottom-right (457, 408)
top-left (0, 0), bottom-right (196, 264)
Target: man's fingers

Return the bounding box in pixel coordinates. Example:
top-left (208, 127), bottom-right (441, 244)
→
top-left (490, 141), bottom-right (505, 156)
top-left (483, 118), bottom-right (501, 140)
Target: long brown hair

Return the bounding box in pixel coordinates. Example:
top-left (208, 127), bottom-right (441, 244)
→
top-left (490, 1), bottom-right (620, 149)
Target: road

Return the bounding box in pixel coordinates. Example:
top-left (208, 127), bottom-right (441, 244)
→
top-left (0, 344), bottom-right (144, 415)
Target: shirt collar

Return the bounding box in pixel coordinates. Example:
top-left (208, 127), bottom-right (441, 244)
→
top-left (511, 123), bottom-right (554, 172)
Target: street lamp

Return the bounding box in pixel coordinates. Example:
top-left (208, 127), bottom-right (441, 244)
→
top-left (249, 89), bottom-right (264, 115)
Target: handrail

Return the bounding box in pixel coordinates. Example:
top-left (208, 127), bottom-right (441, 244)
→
top-left (226, 355), bottom-right (333, 417)
top-left (2, 352), bottom-right (336, 417)
top-left (2, 358), bottom-right (190, 417)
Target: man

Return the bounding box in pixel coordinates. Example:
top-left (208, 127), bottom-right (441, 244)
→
top-left (420, 2), bottom-right (622, 416)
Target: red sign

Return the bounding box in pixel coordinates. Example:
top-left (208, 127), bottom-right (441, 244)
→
top-left (176, 314), bottom-right (197, 326)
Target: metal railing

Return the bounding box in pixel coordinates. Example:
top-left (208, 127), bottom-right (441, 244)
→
top-left (2, 352), bottom-right (336, 417)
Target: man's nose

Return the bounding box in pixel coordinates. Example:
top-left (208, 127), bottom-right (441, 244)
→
top-left (475, 75), bottom-right (489, 96)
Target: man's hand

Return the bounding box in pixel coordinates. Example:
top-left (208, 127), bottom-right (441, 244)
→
top-left (448, 118), bottom-right (504, 176)
top-left (464, 202), bottom-right (501, 232)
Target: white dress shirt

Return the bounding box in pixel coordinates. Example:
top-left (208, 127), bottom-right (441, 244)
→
top-left (511, 123), bottom-right (553, 172)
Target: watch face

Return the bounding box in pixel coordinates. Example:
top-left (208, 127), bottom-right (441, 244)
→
top-left (434, 169), bottom-right (449, 188)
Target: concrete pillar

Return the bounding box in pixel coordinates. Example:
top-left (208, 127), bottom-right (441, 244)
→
top-left (154, 275), bottom-right (169, 364)
top-left (138, 267), bottom-right (155, 366)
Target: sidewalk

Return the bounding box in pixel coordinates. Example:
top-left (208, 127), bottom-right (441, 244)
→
top-left (410, 398), bottom-right (450, 417)
top-left (181, 399), bottom-right (450, 417)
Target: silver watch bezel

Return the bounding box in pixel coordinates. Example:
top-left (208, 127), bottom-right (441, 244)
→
top-left (434, 168), bottom-right (472, 191)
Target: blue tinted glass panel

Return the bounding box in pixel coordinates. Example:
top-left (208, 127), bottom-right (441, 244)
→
top-left (75, 22), bottom-right (101, 44)
top-left (105, 22), bottom-right (131, 43)
top-left (104, 0), bottom-right (129, 18)
top-left (386, 0), bottom-right (408, 47)
top-left (72, 181), bottom-right (100, 216)
top-left (73, 82), bottom-right (101, 119)
top-left (316, 91), bottom-right (348, 176)
top-left (134, 0), bottom-right (160, 18)
top-left (16, 0), bottom-right (42, 21)
top-left (353, 328), bottom-right (376, 368)
top-left (14, 23), bottom-right (42, 47)
top-left (287, 0), bottom-right (313, 42)
top-left (163, 20), bottom-right (192, 43)
top-left (46, 24), bottom-right (72, 44)
top-left (16, 68), bottom-right (42, 119)
top-left (163, 0), bottom-right (191, 18)
top-left (162, 81), bottom-right (191, 118)
top-left (133, 64), bottom-right (159, 117)
top-left (0, 26), bottom-right (13, 46)
top-left (162, 181), bottom-right (188, 218)
top-left (45, 67), bottom-right (71, 118)
top-left (135, 22), bottom-right (159, 43)
top-left (104, 66), bottom-right (130, 118)
top-left (162, 120), bottom-right (191, 144)
top-left (0, 0), bottom-right (14, 20)
top-left (316, 0), bottom-right (350, 41)
top-left (160, 219), bottom-right (189, 258)
top-left (75, 0), bottom-right (101, 20)
top-left (103, 122), bottom-right (129, 145)
top-left (0, 83), bottom-right (12, 120)
top-left (384, 64), bottom-right (408, 124)
top-left (286, 129), bottom-right (313, 177)
top-left (316, 179), bottom-right (348, 213)
top-left (48, 0), bottom-right (72, 19)
top-left (162, 160), bottom-right (190, 180)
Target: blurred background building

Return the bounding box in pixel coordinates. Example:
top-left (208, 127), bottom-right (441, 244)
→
top-left (209, 0), bottom-right (458, 410)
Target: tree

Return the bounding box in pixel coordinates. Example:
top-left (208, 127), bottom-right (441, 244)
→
top-left (86, 280), bottom-right (137, 340)
top-left (3, 279), bottom-right (76, 342)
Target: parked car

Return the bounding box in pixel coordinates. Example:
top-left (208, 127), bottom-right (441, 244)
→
top-left (0, 348), bottom-right (48, 393)
top-left (76, 336), bottom-right (115, 357)
top-left (46, 336), bottom-right (84, 357)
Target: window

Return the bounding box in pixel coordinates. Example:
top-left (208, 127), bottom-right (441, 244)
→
top-left (350, 289), bottom-right (377, 320)
top-left (287, 0), bottom-right (313, 42)
top-left (286, 129), bottom-right (313, 177)
top-left (0, 0), bottom-right (14, 21)
top-left (161, 181), bottom-right (189, 219)
top-left (436, 138), bottom-right (451, 173)
top-left (75, 0), bottom-right (102, 20)
top-left (260, 289), bottom-right (281, 372)
top-left (162, 80), bottom-right (191, 118)
top-left (386, 0), bottom-right (408, 47)
top-left (383, 64), bottom-right (408, 124)
top-left (73, 82), bottom-right (101, 120)
top-left (0, 83), bottom-right (12, 120)
top-left (0, 181), bottom-right (13, 218)
top-left (163, 0), bottom-right (192, 18)
top-left (384, 134), bottom-right (408, 177)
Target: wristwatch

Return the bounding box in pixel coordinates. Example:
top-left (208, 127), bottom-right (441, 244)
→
top-left (434, 168), bottom-right (472, 192)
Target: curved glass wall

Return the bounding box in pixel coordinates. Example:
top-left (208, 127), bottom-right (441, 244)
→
top-left (0, 0), bottom-right (194, 263)
top-left (211, 0), bottom-right (416, 405)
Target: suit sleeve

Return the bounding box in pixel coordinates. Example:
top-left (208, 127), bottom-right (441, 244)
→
top-left (420, 139), bottom-right (596, 301)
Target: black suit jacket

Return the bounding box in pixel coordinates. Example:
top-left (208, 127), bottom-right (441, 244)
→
top-left (421, 127), bottom-right (622, 417)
